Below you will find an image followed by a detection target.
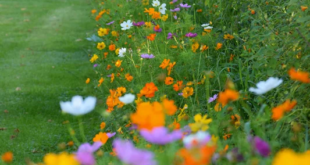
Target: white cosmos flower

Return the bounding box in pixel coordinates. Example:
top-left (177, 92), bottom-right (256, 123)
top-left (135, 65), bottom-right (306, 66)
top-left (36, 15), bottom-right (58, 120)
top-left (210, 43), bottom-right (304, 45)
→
top-left (183, 131), bottom-right (211, 149)
top-left (159, 3), bottom-right (166, 14)
top-left (152, 0), bottom-right (160, 7)
top-left (120, 20), bottom-right (133, 30)
top-left (201, 23), bottom-right (213, 30)
top-left (249, 77), bottom-right (283, 95)
top-left (118, 48), bottom-right (126, 57)
top-left (60, 96), bottom-right (96, 116)
top-left (119, 93), bottom-right (135, 104)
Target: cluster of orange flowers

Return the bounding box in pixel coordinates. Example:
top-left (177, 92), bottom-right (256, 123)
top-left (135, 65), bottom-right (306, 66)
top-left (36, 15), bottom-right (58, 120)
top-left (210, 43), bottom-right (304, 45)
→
top-left (138, 82), bottom-right (158, 98)
top-left (106, 87), bottom-right (126, 112)
top-left (144, 8), bottom-right (161, 19)
top-left (215, 89), bottom-right (239, 111)
top-left (177, 146), bottom-right (216, 165)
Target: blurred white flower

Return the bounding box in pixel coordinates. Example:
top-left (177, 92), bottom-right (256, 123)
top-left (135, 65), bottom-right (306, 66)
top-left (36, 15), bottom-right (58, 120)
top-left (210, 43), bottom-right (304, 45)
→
top-left (249, 77), bottom-right (283, 95)
top-left (201, 23), bottom-right (213, 30)
top-left (120, 20), bottom-right (133, 30)
top-left (159, 3), bottom-right (166, 14)
top-left (183, 131), bottom-right (211, 149)
top-left (60, 96), bottom-right (96, 116)
top-left (118, 48), bottom-right (126, 57)
top-left (119, 94), bottom-right (135, 104)
top-left (152, 0), bottom-right (160, 7)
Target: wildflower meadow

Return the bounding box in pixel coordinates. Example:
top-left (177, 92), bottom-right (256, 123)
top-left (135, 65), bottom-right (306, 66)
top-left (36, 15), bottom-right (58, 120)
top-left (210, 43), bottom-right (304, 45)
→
top-left (1, 0), bottom-right (310, 164)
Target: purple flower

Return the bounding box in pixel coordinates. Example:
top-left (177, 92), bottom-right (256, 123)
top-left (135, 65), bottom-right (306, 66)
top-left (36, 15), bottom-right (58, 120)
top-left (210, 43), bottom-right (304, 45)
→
top-left (167, 33), bottom-right (177, 39)
top-left (107, 132), bottom-right (116, 138)
top-left (93, 64), bottom-right (98, 68)
top-left (208, 94), bottom-right (218, 103)
top-left (180, 3), bottom-right (191, 8)
top-left (133, 21), bottom-right (145, 27)
top-left (170, 0), bottom-right (178, 4)
top-left (75, 142), bottom-right (102, 165)
top-left (113, 139), bottom-right (157, 165)
top-left (129, 124), bottom-right (138, 130)
top-left (253, 137), bottom-right (270, 157)
top-left (107, 74), bottom-right (112, 77)
top-left (170, 8), bottom-right (180, 12)
top-left (141, 54), bottom-right (155, 59)
top-left (178, 92), bottom-right (183, 96)
top-left (140, 127), bottom-right (183, 145)
top-left (106, 21), bottom-right (115, 25)
top-left (173, 15), bottom-right (178, 19)
top-left (185, 32), bottom-right (197, 38)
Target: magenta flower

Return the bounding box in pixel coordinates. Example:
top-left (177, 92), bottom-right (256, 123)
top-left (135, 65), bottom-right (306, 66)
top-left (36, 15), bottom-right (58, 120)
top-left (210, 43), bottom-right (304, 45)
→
top-left (167, 33), bottom-right (177, 39)
top-left (180, 3), bottom-right (191, 8)
top-left (170, 8), bottom-right (180, 12)
top-left (140, 127), bottom-right (182, 145)
top-left (141, 54), bottom-right (155, 59)
top-left (93, 64), bottom-right (98, 68)
top-left (113, 139), bottom-right (157, 165)
top-left (248, 136), bottom-right (271, 157)
top-left (106, 21), bottom-right (115, 25)
top-left (133, 21), bottom-right (145, 27)
top-left (208, 94), bottom-right (218, 103)
top-left (75, 142), bottom-right (102, 165)
top-left (185, 32), bottom-right (197, 38)
top-left (173, 15), bottom-right (178, 19)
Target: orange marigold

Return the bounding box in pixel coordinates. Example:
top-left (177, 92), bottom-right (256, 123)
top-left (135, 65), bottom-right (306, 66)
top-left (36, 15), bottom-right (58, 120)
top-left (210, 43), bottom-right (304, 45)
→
top-left (288, 68), bottom-right (310, 83)
top-left (167, 62), bottom-right (176, 76)
top-left (182, 87), bottom-right (194, 98)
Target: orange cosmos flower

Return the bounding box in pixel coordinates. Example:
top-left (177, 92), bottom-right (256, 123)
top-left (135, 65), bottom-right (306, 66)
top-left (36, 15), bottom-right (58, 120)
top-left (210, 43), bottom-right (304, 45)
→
top-left (165, 77), bottom-right (174, 85)
top-left (217, 89), bottom-right (239, 107)
top-left (251, 9), bottom-right (255, 14)
top-left (98, 77), bottom-right (104, 87)
top-left (115, 87), bottom-right (126, 97)
top-left (201, 45), bottom-right (209, 51)
top-left (93, 132), bottom-right (109, 144)
top-left (104, 52), bottom-right (108, 58)
top-left (110, 73), bottom-right (115, 83)
top-left (91, 9), bottom-right (97, 14)
top-left (170, 45), bottom-right (178, 49)
top-left (162, 98), bottom-right (177, 115)
top-left (130, 102), bottom-right (165, 130)
top-left (272, 100), bottom-right (297, 121)
top-left (106, 64), bottom-right (112, 70)
top-left (288, 68), bottom-right (310, 83)
top-left (159, 59), bottom-right (170, 69)
top-left (196, 9), bottom-right (202, 12)
top-left (191, 42), bottom-right (199, 53)
top-left (182, 87), bottom-right (194, 98)
top-left (167, 62), bottom-right (176, 76)
top-left (173, 81), bottom-right (184, 91)
top-left (215, 43), bottom-right (223, 50)
top-left (115, 60), bottom-right (122, 67)
top-left (147, 33), bottom-right (156, 41)
top-left (177, 146), bottom-right (216, 165)
top-left (230, 54), bottom-right (235, 62)
top-left (85, 78), bottom-right (90, 84)
top-left (144, 8), bottom-right (155, 15)
top-left (125, 73), bottom-right (133, 81)
top-left (301, 6), bottom-right (308, 11)
top-left (154, 25), bottom-right (161, 31)
top-left (67, 141), bottom-right (74, 146)
top-left (109, 44), bottom-right (116, 51)
top-left (224, 34), bottom-right (234, 40)
top-left (100, 122), bottom-right (106, 130)
top-left (139, 82), bottom-right (158, 98)
top-left (1, 152), bottom-right (13, 163)
top-left (152, 12), bottom-right (161, 19)
top-left (169, 119), bottom-right (181, 130)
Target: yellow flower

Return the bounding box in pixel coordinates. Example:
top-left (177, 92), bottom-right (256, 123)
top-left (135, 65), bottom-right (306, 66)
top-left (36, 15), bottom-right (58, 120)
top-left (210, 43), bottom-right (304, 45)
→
top-left (111, 31), bottom-right (118, 37)
top-left (115, 48), bottom-right (120, 55)
top-left (44, 152), bottom-right (79, 165)
top-left (97, 42), bottom-right (106, 50)
top-left (191, 42), bottom-right (199, 53)
top-left (161, 14), bottom-right (168, 21)
top-left (85, 78), bottom-right (90, 84)
top-left (224, 34), bottom-right (234, 40)
top-left (189, 114), bottom-right (212, 132)
top-left (90, 54), bottom-right (99, 63)
top-left (98, 77), bottom-right (104, 87)
top-left (272, 149), bottom-right (310, 165)
top-left (145, 22), bottom-right (152, 28)
top-left (182, 87), bottom-right (194, 98)
top-left (98, 28), bottom-right (109, 36)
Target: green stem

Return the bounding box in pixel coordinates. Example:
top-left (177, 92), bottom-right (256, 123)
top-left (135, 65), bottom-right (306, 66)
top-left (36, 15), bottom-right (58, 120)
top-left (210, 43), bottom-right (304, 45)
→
top-left (67, 123), bottom-right (80, 146)
top-left (78, 117), bottom-right (87, 142)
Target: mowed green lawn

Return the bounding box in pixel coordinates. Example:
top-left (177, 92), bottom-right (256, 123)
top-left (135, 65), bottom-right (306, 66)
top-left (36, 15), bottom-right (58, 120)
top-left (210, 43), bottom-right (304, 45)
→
top-left (0, 0), bottom-right (101, 163)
